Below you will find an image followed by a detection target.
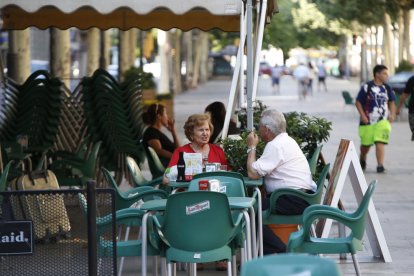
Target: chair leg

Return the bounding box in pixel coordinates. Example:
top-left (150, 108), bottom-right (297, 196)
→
top-left (232, 255), bottom-right (237, 275)
top-left (167, 263), bottom-right (172, 276)
top-left (161, 257), bottom-right (167, 276)
top-left (117, 226), bottom-right (130, 276)
top-left (153, 256), bottom-right (159, 276)
top-left (351, 253), bottom-right (362, 276)
top-left (240, 246), bottom-right (246, 265)
top-left (172, 263), bottom-right (177, 276)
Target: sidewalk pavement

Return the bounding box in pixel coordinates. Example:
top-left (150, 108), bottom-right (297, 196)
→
top-left (125, 75), bottom-right (414, 275)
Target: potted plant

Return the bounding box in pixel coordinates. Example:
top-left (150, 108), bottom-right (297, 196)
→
top-left (122, 66), bottom-right (156, 101)
top-left (222, 102), bottom-right (332, 177)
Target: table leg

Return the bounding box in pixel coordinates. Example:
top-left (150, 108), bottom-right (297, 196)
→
top-left (255, 187), bottom-right (263, 257)
top-left (242, 210), bottom-right (252, 260)
top-left (249, 206), bottom-right (257, 258)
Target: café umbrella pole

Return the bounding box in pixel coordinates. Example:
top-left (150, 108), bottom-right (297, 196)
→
top-left (246, 0), bottom-right (254, 131)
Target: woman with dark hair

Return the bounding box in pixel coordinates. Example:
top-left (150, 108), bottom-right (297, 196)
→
top-left (204, 101), bottom-right (240, 143)
top-left (142, 103), bottom-right (180, 167)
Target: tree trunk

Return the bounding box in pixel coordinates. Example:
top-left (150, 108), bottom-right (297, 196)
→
top-left (192, 31), bottom-right (208, 88)
top-left (398, 10), bottom-right (404, 63)
top-left (403, 9), bottom-right (411, 62)
top-left (173, 30), bottom-right (182, 94)
top-left (8, 30), bottom-right (30, 85)
top-left (50, 28), bottom-right (71, 88)
top-left (184, 31), bottom-right (194, 89)
top-left (87, 28), bottom-right (100, 76)
top-left (119, 30), bottom-right (130, 82)
top-left (104, 31), bottom-right (111, 68)
top-left (129, 29), bottom-right (137, 66)
top-left (373, 26), bottom-right (378, 65)
top-left (361, 31), bottom-right (369, 84)
top-left (383, 13), bottom-right (394, 75)
top-left (199, 32), bottom-right (209, 83)
top-left (158, 30), bottom-right (170, 94)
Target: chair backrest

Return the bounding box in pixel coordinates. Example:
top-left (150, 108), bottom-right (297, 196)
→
top-left (312, 163), bottom-right (330, 205)
top-left (308, 145), bottom-right (322, 176)
top-left (342, 91), bottom-right (354, 104)
top-left (145, 146), bottom-right (165, 178)
top-left (161, 191), bottom-right (236, 251)
top-left (192, 171), bottom-right (245, 183)
top-left (102, 167), bottom-right (124, 196)
top-left (0, 161), bottom-right (12, 203)
top-left (0, 161), bottom-right (11, 193)
top-left (240, 253), bottom-right (340, 276)
top-left (125, 155), bottom-right (147, 186)
top-left (83, 141), bottom-right (102, 177)
top-left (188, 175), bottom-right (246, 197)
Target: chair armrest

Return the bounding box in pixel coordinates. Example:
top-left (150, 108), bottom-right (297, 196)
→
top-left (300, 204), bottom-right (358, 240)
top-left (232, 210), bottom-right (244, 227)
top-left (97, 208), bottom-right (145, 230)
top-left (269, 188), bottom-right (315, 213)
top-left (141, 176), bottom-right (164, 187)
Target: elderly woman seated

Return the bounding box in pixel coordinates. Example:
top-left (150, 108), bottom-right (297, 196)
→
top-left (163, 113), bottom-right (228, 185)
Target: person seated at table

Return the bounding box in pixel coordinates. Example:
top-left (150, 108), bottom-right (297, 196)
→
top-left (245, 109), bottom-right (316, 254)
top-left (204, 101), bottom-right (240, 144)
top-left (142, 103), bottom-right (180, 167)
top-left (163, 113), bottom-right (228, 185)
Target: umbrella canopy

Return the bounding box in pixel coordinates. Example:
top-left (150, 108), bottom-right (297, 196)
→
top-left (0, 0), bottom-right (278, 31)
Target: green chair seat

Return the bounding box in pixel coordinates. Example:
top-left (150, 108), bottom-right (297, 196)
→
top-left (287, 180), bottom-right (377, 276)
top-left (240, 253), bottom-right (341, 276)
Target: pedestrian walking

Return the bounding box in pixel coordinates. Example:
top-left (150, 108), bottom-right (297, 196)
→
top-left (317, 61), bottom-right (328, 92)
top-left (293, 63), bottom-right (310, 100)
top-left (271, 64), bottom-right (284, 94)
top-left (307, 62), bottom-right (316, 96)
top-left (396, 75), bottom-right (414, 141)
top-left (355, 64), bottom-right (396, 173)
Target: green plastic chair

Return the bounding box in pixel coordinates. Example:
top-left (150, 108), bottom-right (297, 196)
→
top-left (101, 167), bottom-right (168, 211)
top-left (50, 136), bottom-right (91, 163)
top-left (189, 172), bottom-right (252, 261)
top-left (0, 161), bottom-right (12, 204)
top-left (307, 145), bottom-right (322, 176)
top-left (152, 191), bottom-right (244, 276)
top-left (125, 155), bottom-right (163, 187)
top-left (287, 180), bottom-right (377, 276)
top-left (263, 164), bottom-right (330, 226)
top-left (78, 194), bottom-right (161, 276)
top-left (50, 141), bottom-right (102, 187)
top-left (240, 253), bottom-right (341, 276)
top-left (145, 146), bottom-right (165, 179)
top-left (342, 91), bottom-right (354, 105)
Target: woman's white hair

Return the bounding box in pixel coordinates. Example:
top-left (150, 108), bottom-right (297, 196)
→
top-left (260, 109), bottom-right (286, 135)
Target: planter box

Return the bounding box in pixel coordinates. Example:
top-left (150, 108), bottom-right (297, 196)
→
top-left (269, 224), bottom-right (299, 244)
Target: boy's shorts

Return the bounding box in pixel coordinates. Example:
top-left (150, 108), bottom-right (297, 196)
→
top-left (359, 119), bottom-right (391, 146)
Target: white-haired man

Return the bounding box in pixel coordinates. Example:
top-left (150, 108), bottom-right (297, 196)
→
top-left (246, 109), bottom-right (316, 254)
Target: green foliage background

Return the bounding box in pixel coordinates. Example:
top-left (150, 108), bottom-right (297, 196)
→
top-left (222, 102), bottom-right (332, 176)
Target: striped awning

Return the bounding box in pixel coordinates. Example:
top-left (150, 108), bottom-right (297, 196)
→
top-left (0, 0), bottom-right (278, 31)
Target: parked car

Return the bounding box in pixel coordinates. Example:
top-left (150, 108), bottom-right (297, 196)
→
top-left (259, 61), bottom-right (272, 76)
top-left (387, 71), bottom-right (414, 95)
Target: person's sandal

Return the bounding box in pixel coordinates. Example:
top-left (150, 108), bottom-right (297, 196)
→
top-left (215, 260), bottom-right (227, 271)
